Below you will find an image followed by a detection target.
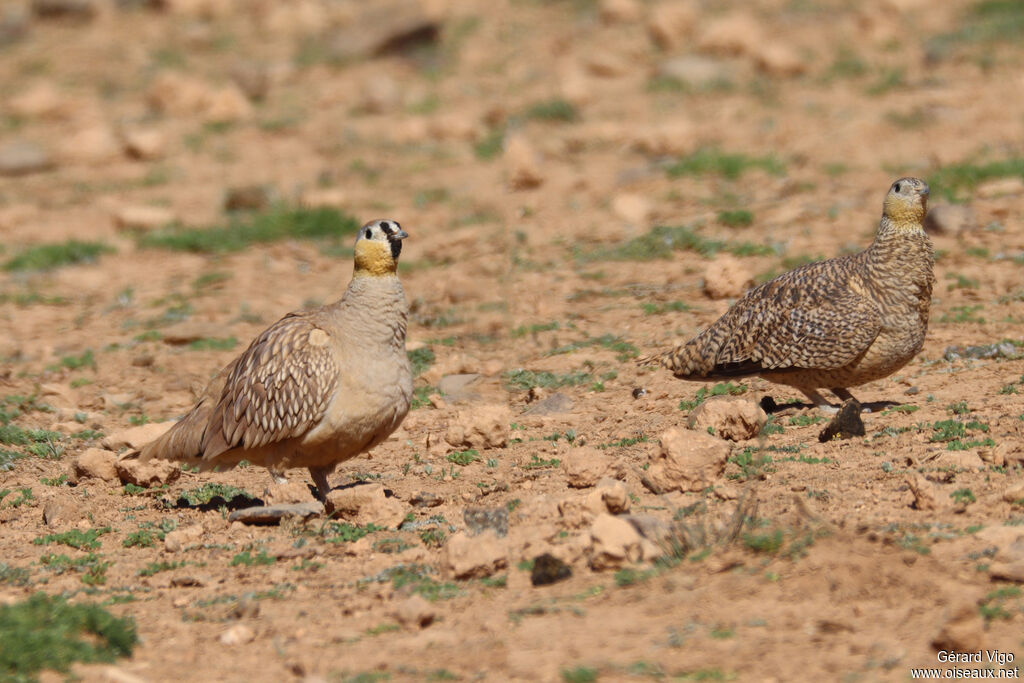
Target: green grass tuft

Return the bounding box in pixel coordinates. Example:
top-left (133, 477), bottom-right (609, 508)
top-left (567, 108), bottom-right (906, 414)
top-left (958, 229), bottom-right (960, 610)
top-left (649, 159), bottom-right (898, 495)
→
top-left (930, 158), bottom-right (1024, 201)
top-left (667, 148), bottom-right (784, 180)
top-left (138, 206), bottom-right (360, 253)
top-left (4, 240), bottom-right (114, 272)
top-left (588, 224), bottom-right (775, 262)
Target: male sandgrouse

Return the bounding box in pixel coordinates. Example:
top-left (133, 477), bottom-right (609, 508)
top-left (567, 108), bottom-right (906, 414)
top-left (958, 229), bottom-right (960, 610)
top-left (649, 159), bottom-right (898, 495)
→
top-left (641, 178), bottom-right (934, 411)
top-left (138, 219), bottom-right (413, 500)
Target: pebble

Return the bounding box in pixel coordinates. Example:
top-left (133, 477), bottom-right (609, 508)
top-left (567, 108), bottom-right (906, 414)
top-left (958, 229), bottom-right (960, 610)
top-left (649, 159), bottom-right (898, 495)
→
top-left (0, 139), bottom-right (54, 176)
top-left (530, 553), bottom-right (572, 586)
top-left (115, 456), bottom-right (181, 488)
top-left (703, 255), bottom-right (754, 300)
top-left (121, 128), bottom-right (166, 161)
top-left (444, 530), bottom-right (507, 579)
top-left (325, 483), bottom-right (406, 528)
top-left (562, 447), bottom-right (613, 488)
top-left (102, 422), bottom-right (174, 452)
top-left (923, 204), bottom-right (975, 236)
top-left (656, 56), bottom-right (734, 90)
top-left (227, 502), bottom-right (325, 525)
top-left (687, 395), bottom-right (767, 441)
top-left (817, 400), bottom-right (865, 442)
top-left (113, 205), bottom-right (176, 232)
top-left (588, 513), bottom-right (643, 570)
top-left (72, 448), bottom-right (120, 483)
top-left (219, 624), bottom-right (255, 646)
top-left (643, 427), bottom-right (730, 494)
top-left (445, 405), bottom-right (511, 449)
top-left (522, 392), bottom-right (574, 416)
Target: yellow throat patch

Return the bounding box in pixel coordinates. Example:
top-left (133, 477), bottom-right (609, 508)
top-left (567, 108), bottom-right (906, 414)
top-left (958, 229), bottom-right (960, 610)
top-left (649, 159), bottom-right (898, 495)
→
top-left (354, 239), bottom-right (397, 276)
top-left (882, 194), bottom-right (926, 232)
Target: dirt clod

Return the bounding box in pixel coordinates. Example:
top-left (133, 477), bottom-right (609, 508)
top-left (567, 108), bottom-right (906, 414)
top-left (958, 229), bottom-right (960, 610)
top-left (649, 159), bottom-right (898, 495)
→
top-left (817, 400), bottom-right (865, 442)
top-left (530, 553), bottom-right (572, 586)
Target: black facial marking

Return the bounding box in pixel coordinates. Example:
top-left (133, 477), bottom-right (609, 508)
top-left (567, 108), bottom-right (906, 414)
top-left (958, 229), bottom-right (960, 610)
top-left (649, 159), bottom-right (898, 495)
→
top-left (390, 237), bottom-right (402, 260)
top-left (380, 221), bottom-right (393, 234)
top-left (364, 228), bottom-right (372, 239)
top-left (894, 182), bottom-right (901, 193)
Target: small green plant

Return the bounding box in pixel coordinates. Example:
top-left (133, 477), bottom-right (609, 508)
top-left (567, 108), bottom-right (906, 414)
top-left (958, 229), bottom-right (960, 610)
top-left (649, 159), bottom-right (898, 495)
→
top-left (138, 560), bottom-right (186, 577)
top-left (666, 148), bottom-right (784, 180)
top-left (408, 347), bottom-right (436, 376)
top-left (641, 300), bottom-right (691, 315)
top-left (230, 550), bottom-right (275, 567)
top-left (33, 527), bottom-right (111, 551)
top-left (503, 369), bottom-right (593, 391)
top-left (524, 98), bottom-right (578, 122)
top-left (0, 593), bottom-right (138, 680)
top-left (590, 224), bottom-right (774, 263)
top-left (178, 483), bottom-right (253, 506)
top-left (948, 400), bottom-right (969, 415)
top-left (717, 209), bottom-right (754, 227)
top-left (188, 337), bottom-right (237, 351)
top-left (4, 240), bottom-right (115, 271)
top-left (138, 206), bottom-right (360, 253)
top-left (728, 448), bottom-right (775, 481)
top-left (561, 666), bottom-right (599, 683)
top-left (951, 488), bottom-right (977, 505)
top-left (446, 449), bottom-right (479, 466)
top-left (522, 454), bottom-right (561, 470)
top-left (678, 382), bottom-right (747, 410)
top-left (316, 522), bottom-right (382, 544)
top-left (410, 385), bottom-right (437, 410)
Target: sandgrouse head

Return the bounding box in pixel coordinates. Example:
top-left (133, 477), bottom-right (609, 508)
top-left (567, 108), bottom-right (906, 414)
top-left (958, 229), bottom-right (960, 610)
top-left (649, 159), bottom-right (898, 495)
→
top-left (883, 177), bottom-right (929, 226)
top-left (354, 219), bottom-right (409, 275)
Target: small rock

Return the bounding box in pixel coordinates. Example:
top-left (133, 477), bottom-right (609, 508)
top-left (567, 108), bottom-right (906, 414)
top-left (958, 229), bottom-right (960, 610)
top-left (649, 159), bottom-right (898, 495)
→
top-left (121, 128), bottom-right (166, 161)
top-left (115, 456), bottom-right (181, 488)
top-left (391, 595), bottom-right (435, 629)
top-left (147, 72), bottom-right (210, 115)
top-left (226, 502), bottom-right (325, 525)
top-left (102, 422), bottom-right (173, 452)
top-left (656, 56), bottom-right (734, 90)
top-left (935, 451), bottom-right (984, 470)
top-left (647, 1), bottom-right (696, 49)
top-left (263, 481), bottom-right (314, 506)
top-left (989, 561), bottom-right (1024, 583)
top-left (326, 0), bottom-right (440, 61)
top-left (203, 85), bottom-right (252, 123)
top-left (229, 61), bottom-right (271, 101)
top-left (219, 624), bottom-right (255, 646)
top-left (931, 603), bottom-right (984, 653)
top-left (358, 74), bottom-right (401, 113)
top-left (43, 500), bottom-right (80, 526)
top-left (906, 473), bottom-right (942, 511)
top-left (1003, 482), bottom-right (1024, 505)
top-left (589, 513), bottom-right (643, 570)
top-left (586, 53), bottom-right (629, 78)
top-left (300, 188), bottom-right (347, 210)
top-left (531, 553), bottom-right (572, 586)
top-left (113, 205), bottom-right (176, 232)
top-left (923, 204), bottom-right (975, 236)
top-left (697, 12), bottom-right (762, 56)
top-left (976, 177), bottom-right (1024, 199)
top-left (0, 7), bottom-right (29, 47)
top-left (410, 491), bottom-right (444, 508)
top-left (585, 478), bottom-right (630, 514)
top-left (170, 574), bottom-right (208, 588)
top-left (703, 255), bottom-right (754, 300)
top-left (562, 447), bottom-right (613, 488)
top-left (522, 392), bottom-right (574, 416)
top-left (444, 530), bottom-right (507, 579)
top-left (445, 405), bottom-right (510, 450)
top-left (31, 0), bottom-right (96, 21)
top-left (687, 395), bottom-right (767, 441)
top-left (325, 483), bottom-right (406, 528)
top-left (9, 81), bottom-right (67, 118)
top-left (0, 139), bottom-right (53, 176)
top-left (611, 193), bottom-right (652, 225)
top-left (223, 185), bottom-right (277, 212)
top-left (630, 121), bottom-right (696, 157)
top-left (817, 400), bottom-right (865, 442)
top-left (72, 448), bottom-right (119, 483)
top-left (437, 373), bottom-right (480, 402)
top-left (164, 523), bottom-right (204, 552)
top-left (505, 134), bottom-right (544, 190)
top-left (464, 506), bottom-right (508, 537)
top-left (632, 387), bottom-right (647, 399)
top-left (755, 44), bottom-right (806, 76)
top-left (599, 0), bottom-right (641, 24)
top-left (60, 125), bottom-right (121, 165)
top-left (643, 427), bottom-right (730, 494)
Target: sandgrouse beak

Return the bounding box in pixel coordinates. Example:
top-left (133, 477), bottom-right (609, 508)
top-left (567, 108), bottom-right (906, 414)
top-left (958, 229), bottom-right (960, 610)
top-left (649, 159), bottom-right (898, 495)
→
top-left (918, 183), bottom-right (930, 197)
top-left (393, 228), bottom-right (409, 240)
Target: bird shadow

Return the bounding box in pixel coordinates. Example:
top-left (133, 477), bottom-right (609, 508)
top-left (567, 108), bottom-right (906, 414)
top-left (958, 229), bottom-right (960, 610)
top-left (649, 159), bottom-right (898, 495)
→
top-left (168, 493), bottom-right (264, 512)
top-left (759, 396), bottom-right (901, 415)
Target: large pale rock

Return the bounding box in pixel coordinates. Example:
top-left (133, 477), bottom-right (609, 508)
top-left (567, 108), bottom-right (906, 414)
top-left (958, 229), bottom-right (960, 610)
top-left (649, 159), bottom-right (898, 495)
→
top-left (585, 478), bottom-right (630, 514)
top-left (589, 513), bottom-right (643, 570)
top-left (121, 128), bottom-right (166, 160)
top-left (445, 405), bottom-right (510, 450)
top-left (391, 594), bottom-right (435, 628)
top-left (263, 481), bottom-right (314, 506)
top-left (611, 193), bottom-right (652, 225)
top-left (1003, 482), bottom-right (1024, 505)
top-left (703, 255), bottom-right (754, 300)
top-left (931, 603), bottom-right (985, 653)
top-left (115, 457), bottom-right (181, 488)
top-left (562, 448), bottom-right (613, 488)
top-left (325, 483), bottom-right (406, 528)
top-left (72, 448), bottom-right (119, 483)
top-left (687, 395), bottom-right (766, 441)
top-left (102, 422), bottom-right (173, 452)
top-left (164, 523), bottom-right (204, 552)
top-left (113, 205), bottom-right (176, 232)
top-left (907, 473), bottom-right (942, 511)
top-left (643, 428), bottom-right (729, 493)
top-left (444, 530), bottom-right (507, 579)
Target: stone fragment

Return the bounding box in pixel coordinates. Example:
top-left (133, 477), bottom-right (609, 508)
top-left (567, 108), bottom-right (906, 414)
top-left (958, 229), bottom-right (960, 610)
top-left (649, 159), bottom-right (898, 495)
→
top-left (923, 203), bottom-right (975, 236)
top-left (325, 483), bottom-right (406, 528)
top-left (60, 126), bottom-right (120, 164)
top-left (410, 491), bottom-right (444, 508)
top-left (113, 205), bottom-right (176, 232)
top-left (703, 255), bottom-right (753, 300)
top-left (906, 473), bottom-right (942, 511)
top-left (9, 81), bottom-right (67, 118)
top-left (445, 405), bottom-right (510, 450)
top-left (437, 374), bottom-right (480, 402)
top-left (656, 56), bottom-right (734, 90)
top-left (115, 456), bottom-right (181, 488)
top-left (522, 393), bottom-right (574, 416)
top-left (43, 500), bottom-right (80, 526)
top-left (72, 448), bottom-right (120, 483)
top-left (585, 478), bottom-right (631, 514)
top-left (463, 506), bottom-right (508, 537)
top-left (988, 561), bottom-right (1024, 583)
top-left (611, 193), bottom-right (652, 225)
top-left (223, 185), bottom-right (277, 212)
top-left (531, 553), bottom-right (572, 586)
top-left (164, 523), bottom-right (204, 552)
top-left (227, 502), bottom-right (325, 525)
top-left (931, 603), bottom-right (984, 653)
top-left (391, 595), bottom-right (435, 629)
top-left (589, 513), bottom-right (643, 570)
top-left (31, 0), bottom-right (96, 21)
top-left (203, 85), bottom-right (252, 123)
top-left (229, 61), bottom-right (270, 101)
top-left (647, 2), bottom-right (696, 49)
top-left (102, 422), bottom-right (173, 452)
top-left (444, 530), bottom-right (507, 579)
top-left (755, 44), bottom-right (806, 76)
top-left (505, 135), bottom-right (543, 190)
top-left (121, 128), bottom-right (166, 161)
top-left (219, 624), bottom-right (255, 646)
top-left (263, 482), bottom-right (314, 506)
top-left (0, 140), bottom-right (53, 176)
top-left (327, 0), bottom-right (440, 61)
top-left (818, 400), bottom-right (865, 442)
top-left (643, 428), bottom-right (729, 494)
top-left (562, 448), bottom-right (613, 488)
top-left (599, 0), bottom-right (641, 24)
top-left (687, 395), bottom-right (766, 441)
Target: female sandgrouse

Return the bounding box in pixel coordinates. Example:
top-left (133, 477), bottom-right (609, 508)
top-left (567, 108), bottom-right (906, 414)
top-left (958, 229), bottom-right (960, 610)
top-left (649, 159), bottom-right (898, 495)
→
top-left (138, 219), bottom-right (413, 500)
top-left (641, 178), bottom-right (934, 411)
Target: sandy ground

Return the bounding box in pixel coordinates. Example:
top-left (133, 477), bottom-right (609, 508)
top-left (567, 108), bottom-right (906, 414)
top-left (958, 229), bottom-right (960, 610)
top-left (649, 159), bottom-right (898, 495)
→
top-left (2, 0), bottom-right (1024, 681)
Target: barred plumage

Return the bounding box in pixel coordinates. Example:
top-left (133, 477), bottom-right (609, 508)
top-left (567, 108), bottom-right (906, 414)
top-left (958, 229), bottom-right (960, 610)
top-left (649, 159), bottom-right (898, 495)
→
top-left (138, 219), bottom-right (413, 500)
top-left (641, 178), bottom-right (934, 411)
